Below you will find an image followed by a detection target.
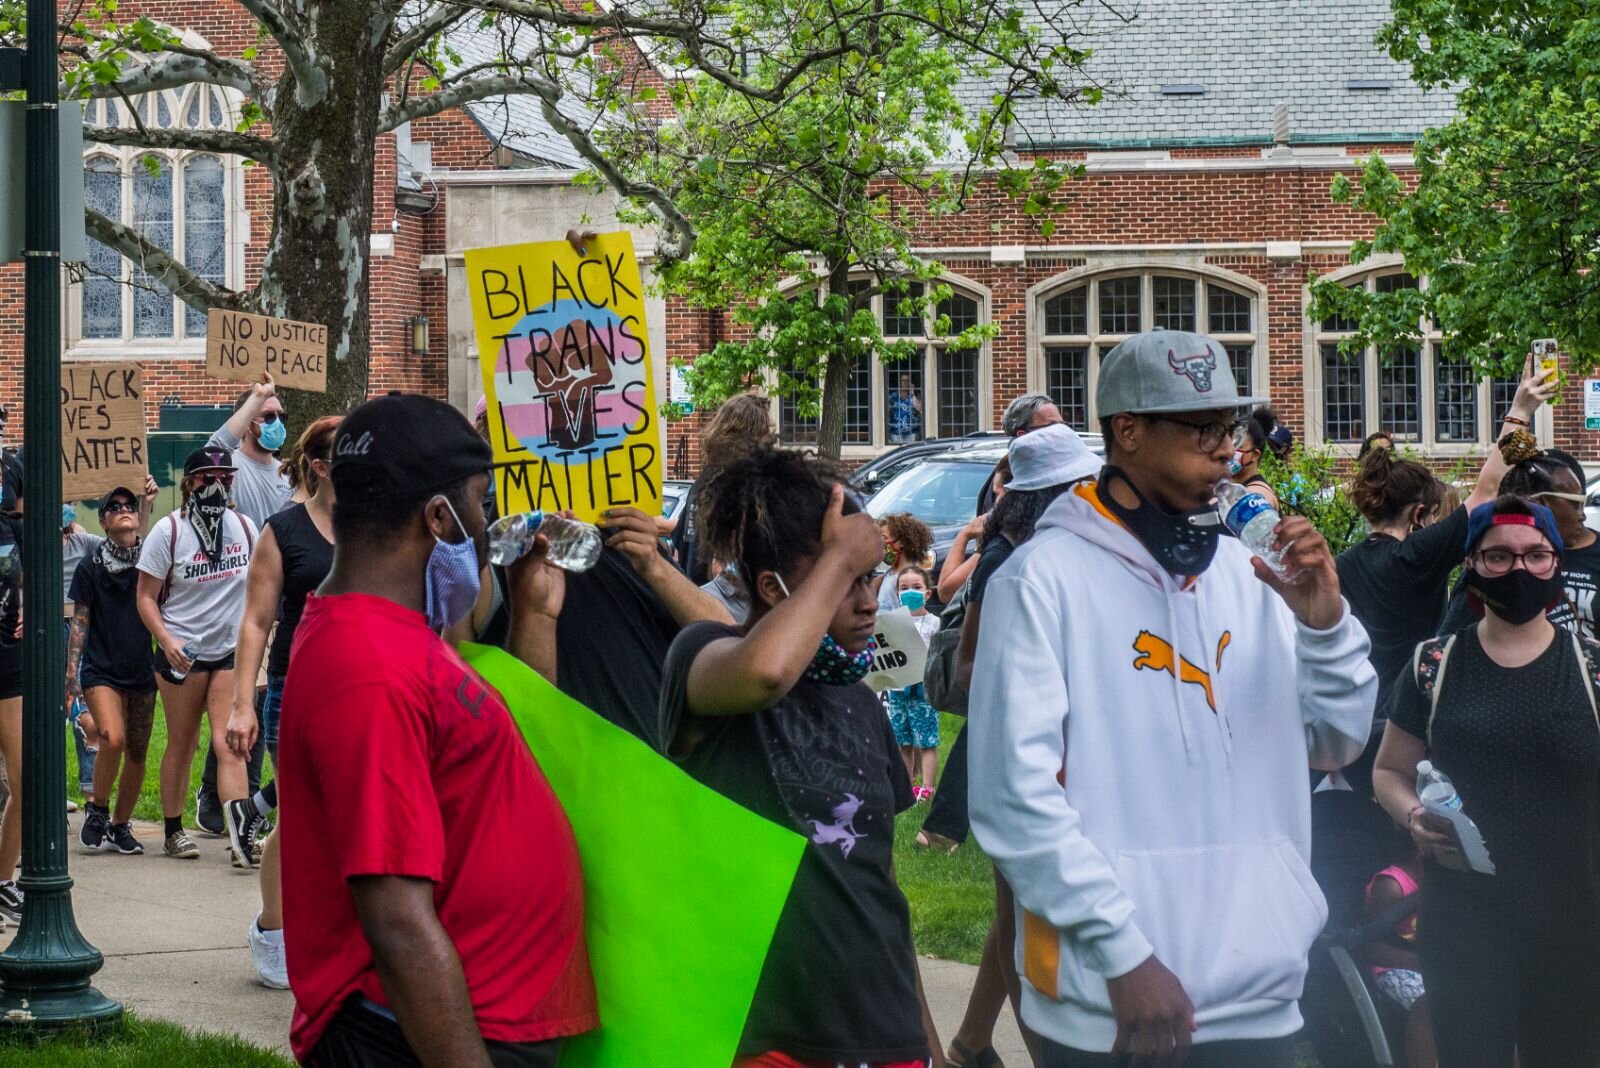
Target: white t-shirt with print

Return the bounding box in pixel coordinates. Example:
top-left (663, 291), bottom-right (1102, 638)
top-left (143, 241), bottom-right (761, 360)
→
top-left (136, 510), bottom-right (257, 661)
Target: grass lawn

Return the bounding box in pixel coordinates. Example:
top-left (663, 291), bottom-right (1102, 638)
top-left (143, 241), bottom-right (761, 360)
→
top-left (0, 1014), bottom-right (292, 1067)
top-left (892, 713), bottom-right (995, 965)
top-left (62, 699), bottom-right (264, 828)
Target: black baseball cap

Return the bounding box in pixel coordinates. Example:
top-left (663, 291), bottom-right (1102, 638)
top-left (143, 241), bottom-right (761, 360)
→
top-left (97, 486), bottom-right (139, 515)
top-left (332, 394), bottom-right (492, 505)
top-left (184, 446), bottom-right (234, 476)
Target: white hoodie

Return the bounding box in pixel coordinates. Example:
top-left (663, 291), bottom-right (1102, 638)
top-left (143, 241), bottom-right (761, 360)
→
top-left (968, 483), bottom-right (1376, 1052)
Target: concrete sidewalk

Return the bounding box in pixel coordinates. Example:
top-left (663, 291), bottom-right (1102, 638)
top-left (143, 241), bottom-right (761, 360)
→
top-left (0, 813), bottom-right (1028, 1063)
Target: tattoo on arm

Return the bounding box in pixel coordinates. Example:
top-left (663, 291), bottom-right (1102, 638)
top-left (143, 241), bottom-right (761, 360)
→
top-left (66, 604), bottom-right (89, 690)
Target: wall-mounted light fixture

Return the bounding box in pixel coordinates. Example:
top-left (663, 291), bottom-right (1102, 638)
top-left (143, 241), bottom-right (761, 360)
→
top-left (408, 315), bottom-right (429, 356)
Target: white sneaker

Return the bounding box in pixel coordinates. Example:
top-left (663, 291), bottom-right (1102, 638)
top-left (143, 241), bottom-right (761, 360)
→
top-left (249, 916), bottom-right (289, 990)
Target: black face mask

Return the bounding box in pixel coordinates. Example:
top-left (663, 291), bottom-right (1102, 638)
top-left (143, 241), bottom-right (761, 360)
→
top-left (1464, 567), bottom-right (1565, 626)
top-left (1098, 465), bottom-right (1223, 577)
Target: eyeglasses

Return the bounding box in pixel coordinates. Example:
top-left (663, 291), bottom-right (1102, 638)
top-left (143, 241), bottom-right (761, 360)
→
top-left (1473, 547), bottom-right (1559, 578)
top-left (257, 412), bottom-right (282, 424)
top-left (1143, 415), bottom-right (1247, 453)
top-left (101, 501), bottom-right (137, 514)
top-left (1533, 491), bottom-right (1587, 506)
top-left (195, 472), bottom-right (234, 488)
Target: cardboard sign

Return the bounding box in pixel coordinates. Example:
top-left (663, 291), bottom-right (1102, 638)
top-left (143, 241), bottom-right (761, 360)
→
top-left (864, 607), bottom-right (931, 692)
top-left (205, 309), bottom-right (328, 392)
top-left (465, 233), bottom-right (663, 523)
top-left (60, 361), bottom-right (147, 500)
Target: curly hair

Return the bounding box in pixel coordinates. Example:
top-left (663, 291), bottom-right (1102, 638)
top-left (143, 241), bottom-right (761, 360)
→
top-left (1349, 446), bottom-right (1444, 525)
top-left (879, 512), bottom-right (934, 566)
top-left (1497, 430), bottom-right (1585, 496)
top-left (985, 483), bottom-right (1075, 546)
top-left (701, 393), bottom-right (775, 463)
top-left (694, 445), bottom-right (855, 586)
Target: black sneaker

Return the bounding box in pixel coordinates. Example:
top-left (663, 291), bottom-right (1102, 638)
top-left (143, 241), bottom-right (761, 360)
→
top-left (107, 822), bottom-right (144, 855)
top-left (224, 799), bottom-right (265, 870)
top-left (195, 788), bottom-right (225, 837)
top-left (0, 880), bottom-right (24, 923)
top-left (79, 806), bottom-right (110, 851)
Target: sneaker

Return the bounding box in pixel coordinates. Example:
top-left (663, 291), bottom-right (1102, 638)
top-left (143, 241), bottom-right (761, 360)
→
top-left (107, 823), bottom-right (144, 855)
top-left (249, 917), bottom-right (290, 990)
top-left (195, 788), bottom-right (225, 837)
top-left (0, 880), bottom-right (24, 923)
top-left (163, 830), bottom-right (199, 859)
top-left (224, 799), bottom-right (266, 870)
top-left (65, 798), bottom-right (78, 813)
top-left (79, 806), bottom-right (110, 851)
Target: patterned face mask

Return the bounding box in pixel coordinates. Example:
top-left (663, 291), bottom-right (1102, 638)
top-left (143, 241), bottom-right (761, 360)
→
top-left (773, 573), bottom-right (877, 686)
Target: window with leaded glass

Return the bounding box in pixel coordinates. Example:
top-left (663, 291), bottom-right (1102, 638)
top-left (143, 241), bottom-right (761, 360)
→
top-left (778, 368), bottom-right (819, 445)
top-left (1098, 277), bottom-right (1141, 334)
top-left (1045, 347), bottom-right (1089, 430)
top-left (1224, 344), bottom-right (1253, 399)
top-left (1151, 276), bottom-right (1196, 332)
top-left (843, 354), bottom-right (872, 445)
top-left (881, 283), bottom-right (924, 337)
top-left (82, 156), bottom-right (122, 340)
top-left (1322, 344), bottom-right (1366, 442)
top-left (1434, 349), bottom-right (1479, 443)
top-left (1378, 347), bottom-right (1421, 440)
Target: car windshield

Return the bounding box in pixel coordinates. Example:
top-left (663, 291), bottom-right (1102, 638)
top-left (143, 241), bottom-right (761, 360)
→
top-left (867, 460), bottom-right (995, 527)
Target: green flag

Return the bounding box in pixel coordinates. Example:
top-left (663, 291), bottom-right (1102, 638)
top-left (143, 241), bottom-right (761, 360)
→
top-left (463, 644), bottom-right (804, 1068)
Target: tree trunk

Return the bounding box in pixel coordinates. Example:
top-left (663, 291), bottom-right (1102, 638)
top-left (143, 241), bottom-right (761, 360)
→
top-left (257, 2), bottom-right (385, 425)
top-left (815, 256), bottom-right (852, 459)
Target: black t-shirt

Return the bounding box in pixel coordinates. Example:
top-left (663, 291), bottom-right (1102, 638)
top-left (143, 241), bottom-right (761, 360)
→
top-left (265, 504), bottom-right (334, 678)
top-left (0, 450), bottom-right (20, 514)
top-left (0, 511), bottom-right (18, 667)
top-left (1336, 506), bottom-right (1469, 715)
top-left (1390, 625), bottom-right (1600, 920)
top-left (1437, 538), bottom-right (1600, 644)
top-left (659, 621), bottom-right (926, 1062)
top-left (967, 534), bottom-right (1016, 607)
top-left (669, 475), bottom-right (710, 585)
top-left (69, 549), bottom-right (154, 692)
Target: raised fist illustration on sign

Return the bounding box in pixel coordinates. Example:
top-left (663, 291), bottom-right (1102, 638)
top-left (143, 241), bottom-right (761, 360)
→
top-left (527, 317), bottom-right (614, 451)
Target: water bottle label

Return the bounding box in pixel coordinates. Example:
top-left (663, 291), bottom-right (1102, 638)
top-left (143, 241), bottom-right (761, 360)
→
top-left (1224, 493), bottom-right (1275, 535)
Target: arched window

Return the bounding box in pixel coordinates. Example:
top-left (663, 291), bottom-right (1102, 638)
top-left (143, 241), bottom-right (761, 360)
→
top-left (1313, 270), bottom-right (1519, 447)
top-left (71, 83), bottom-right (240, 348)
top-left (1034, 270), bottom-right (1260, 430)
top-left (777, 278), bottom-right (988, 450)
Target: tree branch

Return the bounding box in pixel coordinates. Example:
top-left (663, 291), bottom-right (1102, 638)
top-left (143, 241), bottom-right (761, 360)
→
top-left (66, 49), bottom-right (266, 105)
top-left (235, 0), bottom-right (330, 106)
top-left (84, 207), bottom-right (248, 314)
top-left (384, 5), bottom-right (473, 76)
top-left (83, 125), bottom-right (281, 169)
top-left (377, 69), bottom-right (552, 131)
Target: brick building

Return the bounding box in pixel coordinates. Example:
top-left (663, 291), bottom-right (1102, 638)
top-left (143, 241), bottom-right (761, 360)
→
top-left (5, 0), bottom-right (1589, 489)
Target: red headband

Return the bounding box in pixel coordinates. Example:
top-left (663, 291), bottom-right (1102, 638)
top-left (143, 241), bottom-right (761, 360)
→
top-left (1490, 514), bottom-right (1537, 528)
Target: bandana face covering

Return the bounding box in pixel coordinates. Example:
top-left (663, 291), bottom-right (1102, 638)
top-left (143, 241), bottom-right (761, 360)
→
top-left (188, 481), bottom-right (230, 564)
top-left (773, 573), bottom-right (878, 685)
top-left (96, 536), bottom-right (142, 575)
top-left (1098, 464), bottom-right (1223, 576)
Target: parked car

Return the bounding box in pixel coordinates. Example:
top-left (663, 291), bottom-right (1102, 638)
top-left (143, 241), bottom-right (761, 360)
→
top-left (849, 432), bottom-right (1006, 497)
top-left (660, 479), bottom-right (695, 524)
top-left (1586, 473), bottom-right (1600, 533)
top-left (866, 433), bottom-right (1105, 598)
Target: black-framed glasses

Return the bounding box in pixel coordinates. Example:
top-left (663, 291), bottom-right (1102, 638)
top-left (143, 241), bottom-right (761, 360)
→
top-left (1143, 415), bottom-right (1247, 453)
top-left (1473, 547), bottom-right (1559, 578)
top-left (101, 501), bottom-right (137, 514)
top-left (258, 412), bottom-right (282, 424)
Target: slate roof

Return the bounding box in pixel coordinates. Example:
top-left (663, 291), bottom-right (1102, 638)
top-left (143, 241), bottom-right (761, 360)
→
top-left (974, 0), bottom-right (1458, 148)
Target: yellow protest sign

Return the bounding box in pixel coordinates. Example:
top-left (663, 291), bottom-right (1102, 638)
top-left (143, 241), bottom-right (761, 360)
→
top-left (465, 234), bottom-right (662, 523)
top-left (60, 361), bottom-right (147, 501)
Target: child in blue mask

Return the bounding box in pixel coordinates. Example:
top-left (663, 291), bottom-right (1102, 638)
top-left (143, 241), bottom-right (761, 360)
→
top-left (885, 567), bottom-right (942, 801)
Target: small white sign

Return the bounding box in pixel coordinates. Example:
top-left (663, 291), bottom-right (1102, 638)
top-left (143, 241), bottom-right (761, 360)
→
top-left (667, 364), bottom-right (694, 415)
top-left (864, 608), bottom-right (930, 693)
top-left (1585, 379), bottom-right (1600, 431)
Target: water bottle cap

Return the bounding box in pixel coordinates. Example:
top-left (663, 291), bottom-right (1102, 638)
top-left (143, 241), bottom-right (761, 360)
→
top-left (1416, 760), bottom-right (1433, 775)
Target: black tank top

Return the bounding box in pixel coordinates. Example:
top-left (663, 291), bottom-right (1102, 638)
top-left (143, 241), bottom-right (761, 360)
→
top-left (265, 503), bottom-right (334, 678)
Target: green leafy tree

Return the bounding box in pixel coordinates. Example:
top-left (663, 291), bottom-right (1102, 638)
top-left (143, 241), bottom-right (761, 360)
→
top-left (608, 0), bottom-right (1106, 457)
top-left (1308, 1), bottom-right (1600, 378)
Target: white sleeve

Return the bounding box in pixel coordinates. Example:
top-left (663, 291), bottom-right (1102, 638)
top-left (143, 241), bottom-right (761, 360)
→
top-left (207, 425), bottom-right (241, 450)
top-left (967, 572), bottom-right (1154, 980)
top-left (1296, 599), bottom-right (1378, 772)
top-left (136, 515), bottom-right (174, 580)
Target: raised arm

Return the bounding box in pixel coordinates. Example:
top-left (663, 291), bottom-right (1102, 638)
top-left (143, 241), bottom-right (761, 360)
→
top-left (136, 474), bottom-right (158, 537)
top-left (1467, 354), bottom-right (1559, 511)
top-left (685, 486), bottom-right (882, 716)
top-left (602, 507), bottom-right (733, 628)
top-left (937, 514), bottom-right (986, 604)
top-left (212, 372), bottom-right (275, 449)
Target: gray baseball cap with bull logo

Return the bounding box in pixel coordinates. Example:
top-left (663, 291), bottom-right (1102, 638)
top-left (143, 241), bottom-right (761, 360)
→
top-left (1096, 329), bottom-right (1265, 416)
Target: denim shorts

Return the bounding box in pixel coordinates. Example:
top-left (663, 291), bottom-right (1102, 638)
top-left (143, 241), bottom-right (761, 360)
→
top-left (260, 674), bottom-right (286, 755)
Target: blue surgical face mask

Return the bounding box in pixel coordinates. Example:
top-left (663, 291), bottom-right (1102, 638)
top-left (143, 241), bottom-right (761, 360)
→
top-left (258, 417), bottom-right (287, 452)
top-left (61, 504), bottom-right (77, 530)
top-left (423, 496), bottom-right (481, 630)
top-left (899, 589), bottom-right (927, 612)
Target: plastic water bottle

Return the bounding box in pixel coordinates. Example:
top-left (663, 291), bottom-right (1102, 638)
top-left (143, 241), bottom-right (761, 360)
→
top-left (487, 512), bottom-right (602, 571)
top-left (168, 640), bottom-right (198, 683)
top-left (1214, 479), bottom-right (1291, 579)
top-left (1417, 760), bottom-right (1463, 811)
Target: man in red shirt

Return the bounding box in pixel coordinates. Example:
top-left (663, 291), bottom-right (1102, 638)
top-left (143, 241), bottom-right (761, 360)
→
top-left (279, 394), bottom-right (597, 1067)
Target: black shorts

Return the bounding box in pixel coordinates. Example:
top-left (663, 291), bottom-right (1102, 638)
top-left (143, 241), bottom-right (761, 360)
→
top-left (153, 647), bottom-right (236, 686)
top-left (307, 997), bottom-right (564, 1068)
top-left (0, 642), bottom-right (19, 700)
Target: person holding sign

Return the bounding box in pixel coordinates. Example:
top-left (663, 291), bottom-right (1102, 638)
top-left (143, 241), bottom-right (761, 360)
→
top-left (68, 486), bottom-right (157, 857)
top-left (1375, 497), bottom-right (1600, 1068)
top-left (136, 448), bottom-right (258, 863)
top-left (658, 446), bottom-right (941, 1067)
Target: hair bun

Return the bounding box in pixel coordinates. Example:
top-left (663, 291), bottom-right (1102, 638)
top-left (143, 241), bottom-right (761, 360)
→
top-left (1497, 428), bottom-right (1541, 466)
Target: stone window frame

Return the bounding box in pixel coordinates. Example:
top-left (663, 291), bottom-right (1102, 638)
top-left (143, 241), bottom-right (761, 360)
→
top-left (1026, 261), bottom-right (1267, 431)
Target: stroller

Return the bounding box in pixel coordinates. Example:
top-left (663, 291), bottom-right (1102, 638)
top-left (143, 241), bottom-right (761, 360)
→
top-left (1298, 769), bottom-right (1421, 1067)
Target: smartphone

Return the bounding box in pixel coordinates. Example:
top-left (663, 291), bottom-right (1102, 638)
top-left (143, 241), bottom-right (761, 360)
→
top-left (1533, 338), bottom-right (1560, 377)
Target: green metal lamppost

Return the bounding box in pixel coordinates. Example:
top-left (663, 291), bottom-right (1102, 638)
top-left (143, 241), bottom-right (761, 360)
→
top-left (0, 0), bottom-right (123, 1029)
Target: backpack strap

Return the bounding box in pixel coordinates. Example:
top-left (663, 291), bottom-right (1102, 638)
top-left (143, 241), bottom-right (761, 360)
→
top-left (158, 513), bottom-right (180, 606)
top-left (1411, 634), bottom-right (1458, 749)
